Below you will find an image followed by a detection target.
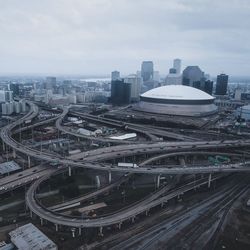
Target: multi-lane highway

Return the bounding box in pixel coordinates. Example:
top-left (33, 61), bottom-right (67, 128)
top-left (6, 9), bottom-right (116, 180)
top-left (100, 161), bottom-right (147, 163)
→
top-left (26, 174), bottom-right (223, 228)
top-left (0, 165), bottom-right (56, 194)
top-left (1, 101), bottom-right (250, 175)
top-left (1, 100), bottom-right (250, 238)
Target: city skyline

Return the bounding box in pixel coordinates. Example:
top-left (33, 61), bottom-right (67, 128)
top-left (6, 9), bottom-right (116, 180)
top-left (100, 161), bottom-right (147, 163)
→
top-left (0, 0), bottom-right (249, 76)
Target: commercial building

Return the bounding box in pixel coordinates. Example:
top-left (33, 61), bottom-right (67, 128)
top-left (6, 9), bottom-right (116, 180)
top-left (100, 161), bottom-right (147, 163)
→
top-left (182, 66), bottom-right (204, 87)
top-left (134, 85), bottom-right (218, 117)
top-left (45, 76), bottom-right (57, 91)
top-left (111, 71), bottom-right (120, 81)
top-left (0, 90), bottom-right (13, 103)
top-left (235, 105), bottom-right (250, 121)
top-left (164, 59), bottom-right (182, 85)
top-left (124, 74), bottom-right (142, 102)
top-left (141, 61), bottom-right (154, 82)
top-left (215, 74), bottom-right (228, 95)
top-left (234, 87), bottom-right (242, 101)
top-left (9, 83), bottom-right (20, 97)
top-left (204, 80), bottom-right (214, 95)
top-left (0, 161), bottom-right (21, 176)
top-left (173, 58), bottom-right (181, 74)
top-left (9, 223), bottom-right (57, 250)
top-left (111, 79), bottom-right (131, 105)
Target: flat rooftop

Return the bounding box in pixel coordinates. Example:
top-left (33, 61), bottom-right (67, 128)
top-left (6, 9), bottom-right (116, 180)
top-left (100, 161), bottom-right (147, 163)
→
top-left (9, 223), bottom-right (57, 250)
top-left (0, 161), bottom-right (21, 175)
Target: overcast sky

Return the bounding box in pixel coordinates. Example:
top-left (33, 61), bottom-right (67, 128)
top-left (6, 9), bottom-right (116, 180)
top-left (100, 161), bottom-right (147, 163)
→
top-left (0, 0), bottom-right (249, 76)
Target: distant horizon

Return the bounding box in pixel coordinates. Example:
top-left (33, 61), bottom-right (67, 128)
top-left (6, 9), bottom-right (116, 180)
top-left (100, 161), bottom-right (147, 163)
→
top-left (1, 1), bottom-right (249, 76)
top-left (1, 73), bottom-right (250, 80)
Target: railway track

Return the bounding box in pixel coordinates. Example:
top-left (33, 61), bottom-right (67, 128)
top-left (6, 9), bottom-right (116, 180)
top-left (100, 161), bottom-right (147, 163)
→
top-left (108, 175), bottom-right (249, 250)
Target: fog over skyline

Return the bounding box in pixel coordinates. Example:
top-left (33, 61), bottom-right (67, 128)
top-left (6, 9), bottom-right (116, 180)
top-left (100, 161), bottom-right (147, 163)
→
top-left (0, 0), bottom-right (250, 76)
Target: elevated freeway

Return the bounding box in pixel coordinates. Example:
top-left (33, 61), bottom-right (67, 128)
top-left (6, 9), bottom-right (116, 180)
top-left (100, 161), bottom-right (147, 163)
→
top-left (26, 174), bottom-right (224, 229)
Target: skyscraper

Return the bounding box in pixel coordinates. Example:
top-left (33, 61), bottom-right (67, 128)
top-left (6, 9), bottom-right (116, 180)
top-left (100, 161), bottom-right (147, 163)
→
top-left (215, 74), bottom-right (229, 95)
top-left (182, 66), bottom-right (204, 87)
top-left (9, 83), bottom-right (20, 97)
top-left (141, 61), bottom-right (154, 82)
top-left (124, 74), bottom-right (142, 102)
top-left (173, 59), bottom-right (181, 74)
top-left (45, 77), bottom-right (56, 91)
top-left (111, 71), bottom-right (120, 81)
top-left (111, 79), bottom-right (131, 105)
top-left (204, 80), bottom-right (214, 95)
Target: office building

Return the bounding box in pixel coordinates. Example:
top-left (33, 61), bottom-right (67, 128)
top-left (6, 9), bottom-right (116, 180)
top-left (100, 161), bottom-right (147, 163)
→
top-left (141, 61), bottom-right (154, 82)
top-left (111, 71), bottom-right (120, 81)
top-left (173, 58), bottom-right (181, 74)
top-left (204, 80), bottom-right (214, 95)
top-left (111, 79), bottom-right (131, 105)
top-left (9, 223), bottom-right (57, 250)
top-left (234, 87), bottom-right (242, 101)
top-left (45, 76), bottom-right (57, 90)
top-left (215, 74), bottom-right (229, 95)
top-left (182, 66), bottom-right (204, 87)
top-left (0, 90), bottom-right (13, 103)
top-left (124, 74), bottom-right (142, 102)
top-left (164, 59), bottom-right (182, 85)
top-left (9, 83), bottom-right (20, 97)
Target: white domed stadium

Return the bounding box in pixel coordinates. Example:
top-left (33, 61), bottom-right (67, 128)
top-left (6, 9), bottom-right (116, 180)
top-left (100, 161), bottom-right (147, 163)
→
top-left (134, 85), bottom-right (218, 117)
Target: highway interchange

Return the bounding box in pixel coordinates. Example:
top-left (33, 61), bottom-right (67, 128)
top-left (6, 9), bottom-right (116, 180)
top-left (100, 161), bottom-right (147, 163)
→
top-left (1, 100), bottom-right (250, 243)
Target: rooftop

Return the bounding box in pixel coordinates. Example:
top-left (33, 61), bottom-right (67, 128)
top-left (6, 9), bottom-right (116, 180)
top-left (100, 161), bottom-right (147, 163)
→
top-left (141, 85), bottom-right (214, 101)
top-left (9, 223), bottom-right (57, 250)
top-left (0, 161), bottom-right (21, 175)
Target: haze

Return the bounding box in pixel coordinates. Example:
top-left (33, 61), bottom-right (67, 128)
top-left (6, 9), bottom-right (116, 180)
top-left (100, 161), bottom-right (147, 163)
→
top-left (0, 0), bottom-right (249, 76)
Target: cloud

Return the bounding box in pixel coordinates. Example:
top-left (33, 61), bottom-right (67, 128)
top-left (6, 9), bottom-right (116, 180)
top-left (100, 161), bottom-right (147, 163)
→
top-left (0, 0), bottom-right (249, 76)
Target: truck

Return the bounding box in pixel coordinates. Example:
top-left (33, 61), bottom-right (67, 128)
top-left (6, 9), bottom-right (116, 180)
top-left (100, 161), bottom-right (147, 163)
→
top-left (118, 162), bottom-right (138, 168)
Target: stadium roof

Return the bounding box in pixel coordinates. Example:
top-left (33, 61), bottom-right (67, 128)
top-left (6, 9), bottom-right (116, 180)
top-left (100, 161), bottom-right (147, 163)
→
top-left (141, 85), bottom-right (214, 101)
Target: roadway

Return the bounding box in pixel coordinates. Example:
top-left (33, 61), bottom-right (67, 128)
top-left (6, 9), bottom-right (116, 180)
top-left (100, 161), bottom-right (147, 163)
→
top-left (26, 174), bottom-right (223, 228)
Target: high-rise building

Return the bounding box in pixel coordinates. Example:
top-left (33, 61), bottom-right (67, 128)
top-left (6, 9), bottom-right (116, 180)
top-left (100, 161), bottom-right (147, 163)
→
top-left (111, 71), bottom-right (120, 81)
top-left (234, 87), bottom-right (242, 101)
top-left (45, 77), bottom-right (56, 90)
top-left (9, 83), bottom-right (20, 97)
top-left (141, 61), bottom-right (154, 82)
top-left (124, 74), bottom-right (142, 102)
top-left (215, 74), bottom-right (228, 96)
top-left (204, 80), bottom-right (214, 95)
top-left (169, 68), bottom-right (177, 74)
top-left (111, 79), bottom-right (131, 105)
top-left (182, 66), bottom-right (204, 87)
top-left (0, 90), bottom-right (13, 103)
top-left (173, 59), bottom-right (181, 74)
top-left (164, 59), bottom-right (182, 86)
top-left (153, 71), bottom-right (160, 82)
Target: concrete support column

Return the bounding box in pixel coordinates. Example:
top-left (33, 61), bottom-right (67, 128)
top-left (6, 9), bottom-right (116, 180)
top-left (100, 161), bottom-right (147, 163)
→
top-left (179, 157), bottom-right (186, 167)
top-left (68, 166), bottom-right (72, 177)
top-left (161, 202), bottom-right (165, 208)
top-left (71, 228), bottom-right (76, 238)
top-left (28, 156), bottom-right (31, 168)
top-left (157, 175), bottom-right (161, 189)
top-left (30, 211), bottom-right (33, 218)
top-left (208, 173), bottom-right (212, 188)
top-left (118, 222), bottom-right (122, 230)
top-left (13, 149), bottom-right (16, 159)
top-left (99, 227), bottom-right (103, 236)
top-left (2, 142), bottom-right (5, 152)
top-left (40, 218), bottom-right (44, 226)
top-left (131, 217), bottom-right (135, 223)
top-left (96, 176), bottom-right (100, 188)
top-left (108, 171), bottom-right (112, 184)
top-left (78, 227), bottom-right (82, 236)
top-left (55, 224), bottom-right (58, 232)
top-left (145, 210), bottom-right (149, 216)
